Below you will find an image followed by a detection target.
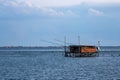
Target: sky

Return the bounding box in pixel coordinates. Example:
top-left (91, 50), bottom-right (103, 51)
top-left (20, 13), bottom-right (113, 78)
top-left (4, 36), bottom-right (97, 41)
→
top-left (0, 0), bottom-right (120, 46)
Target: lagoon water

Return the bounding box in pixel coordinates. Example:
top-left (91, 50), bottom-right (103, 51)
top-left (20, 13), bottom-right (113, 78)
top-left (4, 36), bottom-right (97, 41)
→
top-left (0, 46), bottom-right (120, 80)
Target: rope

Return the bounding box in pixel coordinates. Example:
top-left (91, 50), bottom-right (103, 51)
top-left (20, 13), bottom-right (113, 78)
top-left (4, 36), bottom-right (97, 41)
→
top-left (40, 39), bottom-right (64, 47)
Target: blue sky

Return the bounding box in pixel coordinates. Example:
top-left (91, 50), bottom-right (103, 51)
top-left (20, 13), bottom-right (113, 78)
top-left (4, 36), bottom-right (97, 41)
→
top-left (0, 0), bottom-right (120, 46)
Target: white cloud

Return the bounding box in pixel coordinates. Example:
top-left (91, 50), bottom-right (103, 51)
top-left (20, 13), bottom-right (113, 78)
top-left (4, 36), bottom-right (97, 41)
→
top-left (85, 0), bottom-right (120, 5)
top-left (14, 0), bottom-right (120, 7)
top-left (0, 0), bottom-right (79, 17)
top-left (88, 8), bottom-right (104, 16)
top-left (66, 10), bottom-right (76, 16)
top-left (41, 8), bottom-right (64, 16)
top-left (1, 0), bottom-right (120, 8)
top-left (39, 8), bottom-right (78, 16)
top-left (8, 1), bottom-right (18, 7)
top-left (1, 0), bottom-right (119, 17)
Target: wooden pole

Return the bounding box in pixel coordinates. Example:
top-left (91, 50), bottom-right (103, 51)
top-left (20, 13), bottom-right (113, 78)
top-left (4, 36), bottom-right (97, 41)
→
top-left (64, 36), bottom-right (66, 56)
top-left (98, 41), bottom-right (100, 50)
top-left (97, 41), bottom-right (100, 57)
top-left (78, 36), bottom-right (80, 45)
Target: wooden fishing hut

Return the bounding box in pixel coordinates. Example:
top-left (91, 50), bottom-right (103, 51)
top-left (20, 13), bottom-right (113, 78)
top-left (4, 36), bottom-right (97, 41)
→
top-left (64, 45), bottom-right (99, 57)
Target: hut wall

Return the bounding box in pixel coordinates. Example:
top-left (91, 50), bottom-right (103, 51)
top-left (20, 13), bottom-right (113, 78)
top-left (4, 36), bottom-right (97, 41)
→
top-left (81, 46), bottom-right (97, 53)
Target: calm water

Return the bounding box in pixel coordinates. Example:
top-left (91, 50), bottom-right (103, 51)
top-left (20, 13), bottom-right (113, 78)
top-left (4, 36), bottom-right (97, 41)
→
top-left (0, 46), bottom-right (120, 80)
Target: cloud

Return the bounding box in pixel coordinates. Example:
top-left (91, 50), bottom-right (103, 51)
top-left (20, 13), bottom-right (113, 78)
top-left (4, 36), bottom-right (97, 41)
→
top-left (88, 8), bottom-right (104, 16)
top-left (37, 8), bottom-right (77, 17)
top-left (1, 0), bottom-right (120, 8)
top-left (1, 0), bottom-right (119, 17)
top-left (66, 10), bottom-right (76, 16)
top-left (41, 8), bottom-right (64, 16)
top-left (13, 0), bottom-right (120, 7)
top-left (0, 0), bottom-right (78, 17)
top-left (85, 0), bottom-right (120, 5)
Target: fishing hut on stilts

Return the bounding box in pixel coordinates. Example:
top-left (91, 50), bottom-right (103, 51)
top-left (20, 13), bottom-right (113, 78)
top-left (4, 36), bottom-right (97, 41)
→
top-left (64, 36), bottom-right (99, 57)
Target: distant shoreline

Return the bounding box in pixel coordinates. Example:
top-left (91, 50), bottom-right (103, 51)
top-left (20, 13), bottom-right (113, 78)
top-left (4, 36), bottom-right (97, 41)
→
top-left (0, 46), bottom-right (120, 49)
top-left (0, 46), bottom-right (64, 49)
